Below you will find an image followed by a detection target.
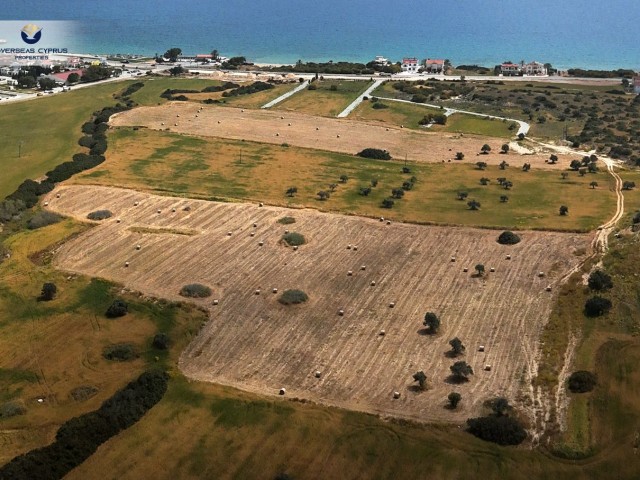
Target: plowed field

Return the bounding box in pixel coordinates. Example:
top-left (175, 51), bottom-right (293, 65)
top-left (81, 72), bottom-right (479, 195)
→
top-left (45, 185), bottom-right (589, 422)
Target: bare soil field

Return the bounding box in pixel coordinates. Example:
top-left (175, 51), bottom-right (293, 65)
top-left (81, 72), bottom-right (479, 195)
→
top-left (111, 102), bottom-right (571, 169)
top-left (44, 185), bottom-right (590, 423)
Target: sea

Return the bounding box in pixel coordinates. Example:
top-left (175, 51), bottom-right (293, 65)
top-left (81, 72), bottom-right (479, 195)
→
top-left (2, 0), bottom-right (639, 70)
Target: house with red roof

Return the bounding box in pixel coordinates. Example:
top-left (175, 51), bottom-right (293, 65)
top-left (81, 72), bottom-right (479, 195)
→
top-left (523, 61), bottom-right (547, 76)
top-left (401, 57), bottom-right (419, 74)
top-left (424, 58), bottom-right (445, 74)
top-left (52, 69), bottom-right (84, 84)
top-left (500, 62), bottom-right (522, 76)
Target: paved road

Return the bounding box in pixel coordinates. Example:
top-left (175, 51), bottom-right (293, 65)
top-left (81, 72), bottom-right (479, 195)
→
top-left (336, 79), bottom-right (385, 118)
top-left (261, 80), bottom-right (309, 108)
top-left (373, 96), bottom-right (530, 136)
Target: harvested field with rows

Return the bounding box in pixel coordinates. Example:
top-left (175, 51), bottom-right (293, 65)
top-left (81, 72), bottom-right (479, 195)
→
top-left (110, 102), bottom-right (569, 169)
top-left (45, 185), bottom-right (590, 422)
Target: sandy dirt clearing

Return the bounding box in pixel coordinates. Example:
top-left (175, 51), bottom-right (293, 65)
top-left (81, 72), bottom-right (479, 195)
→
top-left (110, 102), bottom-right (573, 169)
top-left (44, 185), bottom-right (590, 423)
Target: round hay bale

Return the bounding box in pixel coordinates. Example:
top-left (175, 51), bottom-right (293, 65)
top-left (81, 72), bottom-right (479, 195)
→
top-left (379, 217), bottom-right (384, 222)
top-left (279, 388), bottom-right (286, 395)
top-left (370, 280), bottom-right (376, 286)
top-left (212, 299), bottom-right (219, 305)
top-left (174, 123), bottom-right (178, 126)
top-left (479, 345), bottom-right (485, 352)
top-left (386, 220), bottom-right (391, 225)
top-left (490, 267), bottom-right (495, 272)
top-left (393, 391), bottom-right (400, 399)
top-left (316, 127), bottom-right (319, 131)
top-left (227, 231), bottom-right (232, 236)
top-left (451, 256), bottom-right (456, 262)
top-left (284, 229), bottom-right (289, 234)
top-left (135, 244), bottom-right (141, 250)
top-left (337, 135), bottom-right (340, 138)
top-left (217, 120), bottom-right (221, 124)
top-left (44, 201), bottom-right (49, 206)
top-left (259, 202), bottom-right (264, 207)
top-left (176, 114), bottom-right (180, 117)
top-left (276, 133), bottom-right (279, 137)
top-left (347, 270), bottom-right (353, 276)
top-left (124, 261), bottom-right (129, 267)
top-left (134, 201), bottom-right (139, 206)
top-left (253, 223), bottom-right (257, 228)
top-left (288, 123), bottom-right (291, 126)
top-left (250, 232), bottom-right (255, 237)
top-left (255, 289), bottom-right (261, 295)
top-left (315, 371), bottom-right (321, 378)
top-left (353, 245), bottom-right (358, 251)
top-left (389, 302), bottom-right (395, 308)
top-left (338, 309), bottom-right (344, 316)
top-left (272, 288), bottom-right (278, 294)
top-left (195, 114), bottom-right (198, 117)
top-left (259, 241), bottom-right (264, 246)
top-left (157, 209), bottom-right (161, 214)
top-left (506, 254), bottom-right (511, 260)
top-left (361, 265), bottom-right (366, 271)
top-left (293, 245), bottom-right (299, 251)
top-left (546, 285), bottom-right (552, 292)
top-left (280, 116), bottom-right (284, 119)
top-left (161, 122), bottom-right (165, 126)
top-left (172, 208), bottom-right (176, 213)
top-left (538, 271), bottom-right (545, 277)
top-left (463, 267), bottom-right (468, 272)
top-left (56, 194), bottom-right (60, 198)
top-left (347, 244), bottom-right (352, 249)
top-left (484, 365), bottom-right (492, 371)
top-left (380, 329), bottom-right (386, 336)
top-left (116, 218), bottom-right (121, 223)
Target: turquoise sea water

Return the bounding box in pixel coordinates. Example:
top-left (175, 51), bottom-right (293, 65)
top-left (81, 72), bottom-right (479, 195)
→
top-left (2, 0), bottom-right (639, 69)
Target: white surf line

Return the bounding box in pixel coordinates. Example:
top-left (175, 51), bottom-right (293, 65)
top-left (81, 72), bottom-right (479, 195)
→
top-left (261, 80), bottom-right (310, 109)
top-left (336, 79), bottom-right (385, 118)
top-left (372, 96), bottom-right (530, 136)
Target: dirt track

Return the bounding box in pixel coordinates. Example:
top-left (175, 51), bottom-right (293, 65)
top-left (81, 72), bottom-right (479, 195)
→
top-left (45, 185), bottom-right (589, 423)
top-left (110, 102), bottom-right (567, 168)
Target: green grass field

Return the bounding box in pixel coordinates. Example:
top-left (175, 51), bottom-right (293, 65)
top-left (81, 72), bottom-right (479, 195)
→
top-left (127, 77), bottom-right (225, 106)
top-left (275, 79), bottom-right (371, 116)
top-left (435, 114), bottom-right (515, 137)
top-left (73, 127), bottom-right (616, 231)
top-left (0, 81), bottom-right (135, 199)
top-left (350, 98), bottom-right (444, 129)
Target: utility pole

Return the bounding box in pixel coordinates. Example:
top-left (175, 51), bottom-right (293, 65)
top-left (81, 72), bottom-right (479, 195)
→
top-left (18, 140), bottom-right (24, 158)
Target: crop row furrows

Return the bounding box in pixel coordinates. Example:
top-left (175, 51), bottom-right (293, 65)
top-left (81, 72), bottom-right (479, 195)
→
top-left (48, 186), bottom-right (588, 420)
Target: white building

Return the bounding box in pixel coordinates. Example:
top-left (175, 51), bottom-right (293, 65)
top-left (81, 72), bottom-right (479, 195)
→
top-left (401, 57), bottom-right (419, 73)
top-left (634, 76), bottom-right (640, 94)
top-left (372, 55), bottom-right (389, 66)
top-left (523, 61), bottom-right (547, 76)
top-left (500, 62), bottom-right (521, 76)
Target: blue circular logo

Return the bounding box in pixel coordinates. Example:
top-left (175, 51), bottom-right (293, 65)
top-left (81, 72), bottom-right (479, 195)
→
top-left (21, 24), bottom-right (42, 44)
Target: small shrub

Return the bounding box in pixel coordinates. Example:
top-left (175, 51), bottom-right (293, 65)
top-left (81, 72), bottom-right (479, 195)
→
top-left (277, 216), bottom-right (296, 225)
top-left (584, 296), bottom-right (612, 317)
top-left (497, 231), bottom-right (521, 245)
top-left (278, 289), bottom-right (308, 305)
top-left (381, 198), bottom-right (395, 208)
top-left (466, 416), bottom-right (527, 445)
top-left (70, 386), bottom-right (98, 402)
top-left (87, 210), bottom-right (113, 221)
top-left (102, 343), bottom-right (138, 362)
top-left (105, 299), bottom-right (128, 318)
top-left (568, 370), bottom-right (597, 393)
top-left (179, 283), bottom-right (212, 298)
top-left (588, 270), bottom-right (613, 291)
top-left (152, 333), bottom-right (170, 350)
top-left (282, 232), bottom-right (306, 246)
top-left (372, 102), bottom-right (388, 109)
top-left (27, 211), bottom-right (62, 230)
top-left (39, 282), bottom-right (57, 301)
top-left (0, 401), bottom-right (27, 419)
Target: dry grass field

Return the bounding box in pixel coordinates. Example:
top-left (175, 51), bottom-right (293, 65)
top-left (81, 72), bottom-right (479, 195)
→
top-left (44, 184), bottom-right (589, 424)
top-left (110, 102), bottom-right (573, 169)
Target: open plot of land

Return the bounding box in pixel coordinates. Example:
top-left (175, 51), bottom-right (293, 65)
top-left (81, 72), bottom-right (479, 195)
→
top-left (45, 184), bottom-right (589, 423)
top-left (273, 79), bottom-right (371, 117)
top-left (0, 81), bottom-right (133, 198)
top-left (350, 99), bottom-right (444, 130)
top-left (182, 83), bottom-right (296, 109)
top-left (111, 102), bottom-right (565, 169)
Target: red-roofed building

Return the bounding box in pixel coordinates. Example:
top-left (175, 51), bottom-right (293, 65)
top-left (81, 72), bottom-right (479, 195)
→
top-left (424, 58), bottom-right (445, 74)
top-left (401, 57), bottom-right (419, 73)
top-left (52, 69), bottom-right (84, 83)
top-left (523, 61), bottom-right (547, 76)
top-left (500, 62), bottom-right (521, 76)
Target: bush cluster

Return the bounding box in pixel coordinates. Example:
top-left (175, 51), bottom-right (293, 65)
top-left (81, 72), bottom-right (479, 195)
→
top-left (222, 81), bottom-right (274, 97)
top-left (282, 232), bottom-right (306, 246)
top-left (0, 401), bottom-right (27, 419)
top-left (568, 370), bottom-right (597, 393)
top-left (497, 231), bottom-right (521, 245)
top-left (87, 210), bottom-right (113, 221)
top-left (102, 343), bottom-right (138, 362)
top-left (105, 299), bottom-right (128, 318)
top-left (466, 415), bottom-right (527, 445)
top-left (179, 283), bottom-right (212, 298)
top-left (357, 148), bottom-right (392, 160)
top-left (278, 289), bottom-right (308, 305)
top-left (27, 211), bottom-right (62, 230)
top-left (0, 370), bottom-right (168, 479)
